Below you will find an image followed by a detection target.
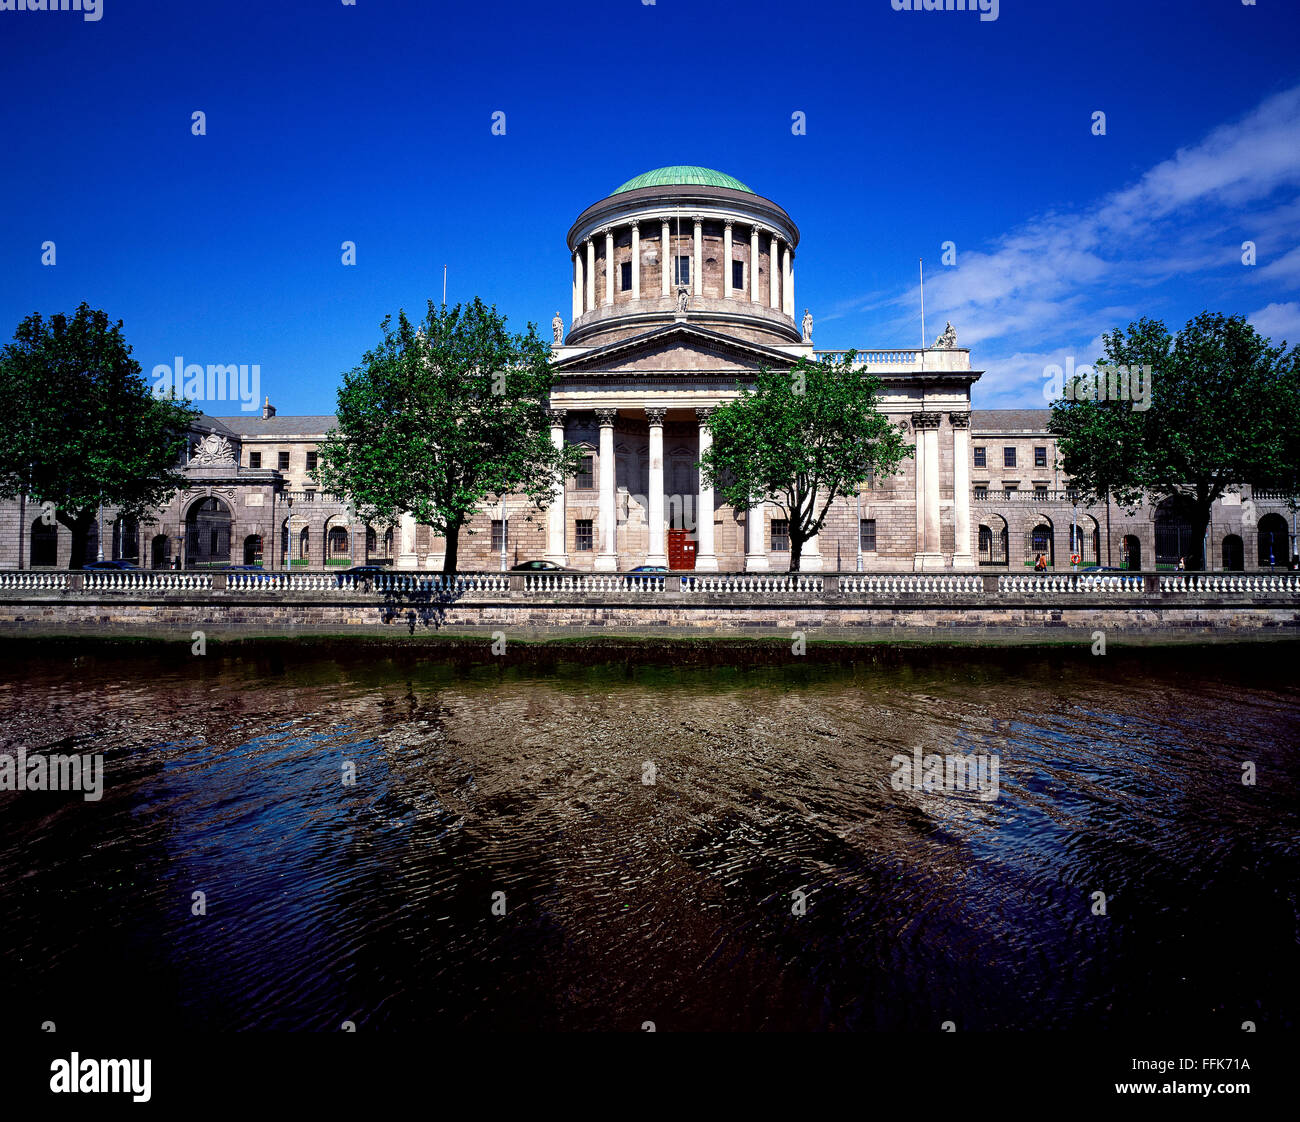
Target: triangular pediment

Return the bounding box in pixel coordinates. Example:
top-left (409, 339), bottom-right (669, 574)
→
top-left (553, 323), bottom-right (795, 377)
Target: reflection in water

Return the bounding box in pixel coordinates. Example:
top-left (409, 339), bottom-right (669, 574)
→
top-left (0, 648), bottom-right (1296, 1031)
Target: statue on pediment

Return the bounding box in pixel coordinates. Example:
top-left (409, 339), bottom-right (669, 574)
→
top-left (192, 432), bottom-right (235, 466)
top-left (934, 321), bottom-right (957, 349)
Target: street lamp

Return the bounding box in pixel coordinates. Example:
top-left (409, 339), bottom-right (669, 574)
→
top-left (96, 503), bottom-right (104, 563)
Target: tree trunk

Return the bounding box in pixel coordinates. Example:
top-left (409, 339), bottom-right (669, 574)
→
top-left (1187, 500), bottom-right (1212, 572)
top-left (64, 513), bottom-right (95, 570)
top-left (441, 520), bottom-right (461, 574)
top-left (789, 530), bottom-right (804, 573)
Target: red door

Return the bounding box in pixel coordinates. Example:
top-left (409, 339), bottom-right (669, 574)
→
top-left (667, 529), bottom-right (696, 570)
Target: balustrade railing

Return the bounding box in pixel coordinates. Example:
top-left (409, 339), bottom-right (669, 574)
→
top-left (998, 573), bottom-right (1144, 594)
top-left (5, 570), bottom-right (1300, 600)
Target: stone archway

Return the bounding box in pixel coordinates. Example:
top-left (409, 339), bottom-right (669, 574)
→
top-left (1222, 534), bottom-right (1244, 572)
top-left (30, 518), bottom-right (57, 567)
top-left (978, 514), bottom-right (1008, 566)
top-left (1121, 534), bottom-right (1142, 571)
top-left (1257, 513), bottom-right (1290, 567)
top-left (185, 496), bottom-right (232, 567)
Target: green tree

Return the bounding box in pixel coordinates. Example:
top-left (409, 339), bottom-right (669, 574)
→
top-left (0, 304), bottom-right (197, 569)
top-left (315, 298), bottom-right (579, 573)
top-left (700, 352), bottom-right (911, 571)
top-left (1049, 312), bottom-right (1300, 570)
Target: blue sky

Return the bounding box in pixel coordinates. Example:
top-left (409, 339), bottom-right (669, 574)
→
top-left (1, 0), bottom-right (1297, 413)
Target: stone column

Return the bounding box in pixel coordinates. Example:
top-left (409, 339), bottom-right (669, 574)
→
top-left (801, 494), bottom-right (823, 571)
top-left (723, 221), bottom-right (733, 298)
top-left (769, 234), bottom-right (780, 309)
top-left (630, 224), bottom-right (640, 300)
top-left (398, 510), bottom-right (418, 570)
top-left (782, 245), bottom-right (794, 317)
top-left (695, 408), bottom-right (718, 571)
top-left (745, 497), bottom-right (769, 571)
top-left (750, 225), bottom-right (761, 303)
top-left (603, 227), bottom-right (614, 306)
top-left (595, 409), bottom-right (618, 571)
top-left (645, 408), bottom-right (667, 567)
top-left (692, 216), bottom-right (703, 297)
top-left (572, 251), bottom-right (582, 322)
top-left (950, 411), bottom-right (975, 569)
top-left (545, 409), bottom-right (568, 565)
top-left (911, 412), bottom-right (944, 570)
top-left (661, 219), bottom-right (671, 296)
top-left (585, 238), bottom-right (595, 311)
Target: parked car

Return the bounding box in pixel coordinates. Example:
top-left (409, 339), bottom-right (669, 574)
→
top-left (223, 564), bottom-right (272, 583)
top-left (627, 565), bottom-right (669, 574)
top-left (336, 565), bottom-right (389, 587)
top-left (509, 560), bottom-right (576, 572)
top-left (83, 560), bottom-right (141, 571)
top-left (1080, 565), bottom-right (1127, 573)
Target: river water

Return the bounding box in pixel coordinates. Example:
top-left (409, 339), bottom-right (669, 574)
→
top-left (1, 643), bottom-right (1296, 1031)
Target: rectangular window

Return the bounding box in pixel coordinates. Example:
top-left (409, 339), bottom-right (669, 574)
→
top-left (248, 451), bottom-right (261, 469)
top-left (973, 446), bottom-right (986, 468)
top-left (859, 518), bottom-right (877, 552)
top-left (491, 519), bottom-right (507, 551)
top-left (620, 261), bottom-right (632, 291)
top-left (732, 261), bottom-right (744, 290)
top-left (306, 451), bottom-right (318, 472)
top-left (1034, 446), bottom-right (1047, 468)
top-left (974, 485), bottom-right (989, 501)
top-left (771, 519), bottom-right (790, 552)
top-left (575, 519), bottom-right (593, 551)
top-left (278, 451), bottom-right (290, 471)
top-left (675, 256), bottom-right (690, 286)
top-left (1034, 485), bottom-right (1049, 498)
top-left (1003, 447), bottom-right (1017, 469)
top-left (1004, 485), bottom-right (1018, 498)
top-left (576, 455), bottom-right (594, 489)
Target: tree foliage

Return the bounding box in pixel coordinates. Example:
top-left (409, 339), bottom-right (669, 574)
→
top-left (700, 352), bottom-right (911, 571)
top-left (1049, 312), bottom-right (1300, 569)
top-left (0, 304), bottom-right (196, 568)
top-left (315, 298), bottom-right (578, 572)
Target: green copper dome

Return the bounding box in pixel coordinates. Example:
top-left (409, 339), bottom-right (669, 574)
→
top-left (613, 166), bottom-right (752, 195)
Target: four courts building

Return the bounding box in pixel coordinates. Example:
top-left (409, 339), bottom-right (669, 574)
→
top-left (0, 167), bottom-right (1291, 574)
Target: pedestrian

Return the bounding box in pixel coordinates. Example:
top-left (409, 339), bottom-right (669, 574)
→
top-left (1177, 556), bottom-right (1185, 571)
top-left (1034, 553), bottom-right (1047, 572)
top-left (1291, 554), bottom-right (1299, 572)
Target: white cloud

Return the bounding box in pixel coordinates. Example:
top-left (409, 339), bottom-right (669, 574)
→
top-left (865, 84), bottom-right (1300, 405)
top-left (1248, 302), bottom-right (1300, 347)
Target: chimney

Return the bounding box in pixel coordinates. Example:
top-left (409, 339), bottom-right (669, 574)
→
top-left (263, 395), bottom-right (276, 419)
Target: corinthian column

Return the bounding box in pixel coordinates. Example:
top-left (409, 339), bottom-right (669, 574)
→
top-left (630, 223), bottom-right (640, 300)
top-left (572, 250), bottom-right (582, 322)
top-left (911, 411), bottom-right (944, 570)
top-left (692, 216), bottom-right (703, 296)
top-left (545, 409), bottom-right (568, 565)
top-left (645, 408), bottom-right (667, 567)
top-left (782, 244), bottom-right (794, 317)
top-left (950, 411), bottom-right (975, 569)
top-left (750, 225), bottom-right (761, 303)
top-left (585, 238), bottom-right (595, 310)
top-left (661, 219), bottom-right (671, 296)
top-left (769, 234), bottom-right (780, 308)
top-left (595, 409), bottom-right (618, 571)
top-left (603, 227), bottom-right (614, 306)
top-left (745, 497), bottom-right (769, 571)
top-left (695, 408), bottom-right (718, 571)
top-left (723, 221), bottom-right (733, 298)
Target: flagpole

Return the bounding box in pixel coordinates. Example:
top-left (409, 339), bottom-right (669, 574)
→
top-left (919, 258), bottom-right (926, 371)
top-left (443, 265), bottom-right (447, 307)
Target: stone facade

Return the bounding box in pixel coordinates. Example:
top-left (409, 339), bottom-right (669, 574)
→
top-left (2, 167), bottom-right (1295, 573)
